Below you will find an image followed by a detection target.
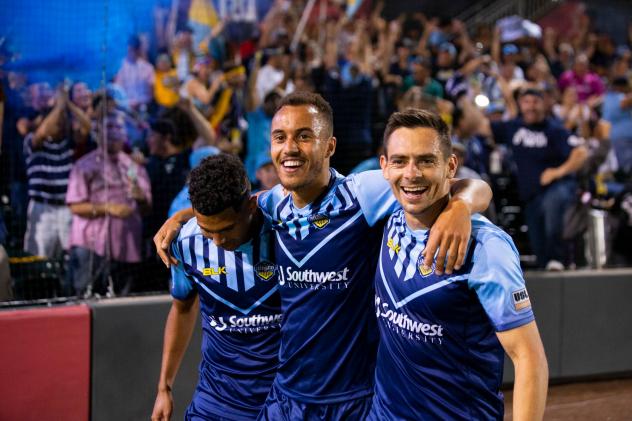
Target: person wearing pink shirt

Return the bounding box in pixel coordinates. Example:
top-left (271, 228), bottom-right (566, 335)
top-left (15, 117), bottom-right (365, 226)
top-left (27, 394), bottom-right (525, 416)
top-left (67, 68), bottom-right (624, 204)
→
top-left (65, 110), bottom-right (151, 296)
top-left (558, 53), bottom-right (605, 103)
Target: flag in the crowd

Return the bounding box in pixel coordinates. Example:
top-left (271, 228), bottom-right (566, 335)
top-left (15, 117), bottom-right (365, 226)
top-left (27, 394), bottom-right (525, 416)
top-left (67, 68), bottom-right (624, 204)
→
top-left (188, 0), bottom-right (274, 53)
top-left (346, 0), bottom-right (364, 17)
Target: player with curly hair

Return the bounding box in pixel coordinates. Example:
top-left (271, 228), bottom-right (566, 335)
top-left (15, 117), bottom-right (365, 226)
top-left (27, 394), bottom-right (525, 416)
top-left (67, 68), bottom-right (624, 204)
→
top-left (152, 154), bottom-right (282, 421)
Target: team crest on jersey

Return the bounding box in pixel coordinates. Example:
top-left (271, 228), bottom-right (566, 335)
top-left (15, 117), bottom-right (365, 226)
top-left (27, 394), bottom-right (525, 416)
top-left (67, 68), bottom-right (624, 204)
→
top-left (255, 260), bottom-right (276, 281)
top-left (309, 214), bottom-right (330, 229)
top-left (416, 254), bottom-right (435, 277)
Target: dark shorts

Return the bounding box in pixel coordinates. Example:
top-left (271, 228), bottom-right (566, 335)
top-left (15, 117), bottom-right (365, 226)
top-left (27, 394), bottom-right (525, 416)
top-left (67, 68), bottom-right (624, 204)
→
top-left (257, 383), bottom-right (372, 421)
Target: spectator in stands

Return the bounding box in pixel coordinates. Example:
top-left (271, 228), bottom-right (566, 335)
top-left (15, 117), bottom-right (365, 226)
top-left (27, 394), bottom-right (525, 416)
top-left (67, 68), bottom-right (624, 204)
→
top-left (68, 81), bottom-right (95, 159)
top-left (254, 156), bottom-right (280, 192)
top-left (208, 64), bottom-right (247, 155)
top-left (145, 118), bottom-right (191, 235)
top-left (602, 77), bottom-right (632, 174)
top-left (244, 90), bottom-right (282, 183)
top-left (171, 27), bottom-right (196, 82)
top-left (558, 53), bottom-right (605, 104)
top-left (402, 57), bottom-right (444, 99)
top-left (153, 53), bottom-right (180, 110)
top-left (255, 47), bottom-right (292, 104)
top-left (66, 110), bottom-right (151, 296)
top-left (23, 86), bottom-right (91, 260)
top-left (181, 56), bottom-right (222, 119)
top-left (486, 89), bottom-right (588, 270)
top-left (115, 35), bottom-right (155, 112)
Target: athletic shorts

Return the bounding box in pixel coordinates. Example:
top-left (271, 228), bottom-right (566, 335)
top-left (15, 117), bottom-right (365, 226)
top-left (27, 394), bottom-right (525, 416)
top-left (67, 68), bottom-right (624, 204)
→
top-left (257, 383), bottom-right (372, 421)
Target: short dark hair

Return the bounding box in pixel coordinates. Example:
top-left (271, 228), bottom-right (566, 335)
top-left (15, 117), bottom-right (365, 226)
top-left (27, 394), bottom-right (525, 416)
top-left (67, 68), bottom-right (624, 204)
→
top-left (383, 109), bottom-right (452, 160)
top-left (188, 154), bottom-right (250, 216)
top-left (276, 91), bottom-right (334, 137)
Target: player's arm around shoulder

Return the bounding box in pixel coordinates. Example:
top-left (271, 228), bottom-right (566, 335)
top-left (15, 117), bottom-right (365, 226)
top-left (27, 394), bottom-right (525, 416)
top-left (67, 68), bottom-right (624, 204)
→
top-left (422, 178), bottom-right (493, 275)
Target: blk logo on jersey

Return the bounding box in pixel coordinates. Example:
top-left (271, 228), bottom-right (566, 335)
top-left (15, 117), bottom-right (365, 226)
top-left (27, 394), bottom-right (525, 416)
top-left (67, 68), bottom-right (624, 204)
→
top-left (416, 254), bottom-right (434, 278)
top-left (309, 214), bottom-right (330, 229)
top-left (255, 261), bottom-right (276, 281)
top-left (203, 266), bottom-right (227, 276)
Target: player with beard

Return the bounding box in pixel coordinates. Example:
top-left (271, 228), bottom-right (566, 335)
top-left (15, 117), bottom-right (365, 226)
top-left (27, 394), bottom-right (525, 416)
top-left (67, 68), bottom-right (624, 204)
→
top-left (155, 92), bottom-right (492, 419)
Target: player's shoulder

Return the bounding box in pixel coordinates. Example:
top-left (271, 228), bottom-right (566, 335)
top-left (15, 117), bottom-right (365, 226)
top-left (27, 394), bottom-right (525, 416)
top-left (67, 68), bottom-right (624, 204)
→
top-left (173, 218), bottom-right (202, 249)
top-left (470, 214), bottom-right (520, 262)
top-left (257, 184), bottom-right (287, 216)
top-left (344, 169), bottom-right (384, 191)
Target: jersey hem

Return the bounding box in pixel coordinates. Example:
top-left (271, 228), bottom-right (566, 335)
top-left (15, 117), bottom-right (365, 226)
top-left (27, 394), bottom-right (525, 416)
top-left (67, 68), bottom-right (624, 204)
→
top-left (273, 379), bottom-right (373, 404)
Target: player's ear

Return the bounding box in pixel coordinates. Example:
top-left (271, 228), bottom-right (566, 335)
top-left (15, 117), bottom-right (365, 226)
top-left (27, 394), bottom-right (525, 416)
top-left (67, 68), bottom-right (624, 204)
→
top-left (380, 154), bottom-right (389, 178)
top-left (447, 153), bottom-right (458, 179)
top-left (325, 136), bottom-right (336, 158)
top-left (247, 195), bottom-right (258, 213)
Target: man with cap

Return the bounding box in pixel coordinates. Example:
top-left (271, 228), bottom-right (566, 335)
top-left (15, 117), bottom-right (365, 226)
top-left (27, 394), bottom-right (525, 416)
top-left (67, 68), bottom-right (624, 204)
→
top-left (483, 88), bottom-right (588, 270)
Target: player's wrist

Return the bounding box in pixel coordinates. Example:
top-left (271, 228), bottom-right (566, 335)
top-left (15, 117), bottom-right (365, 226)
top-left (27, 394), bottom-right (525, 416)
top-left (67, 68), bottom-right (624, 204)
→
top-left (448, 195), bottom-right (473, 214)
top-left (157, 383), bottom-right (172, 393)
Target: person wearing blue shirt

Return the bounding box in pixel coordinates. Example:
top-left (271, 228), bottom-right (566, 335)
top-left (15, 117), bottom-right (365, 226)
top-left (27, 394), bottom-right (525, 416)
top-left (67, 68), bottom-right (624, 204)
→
top-left (151, 154), bottom-right (282, 421)
top-left (602, 77), bottom-right (632, 174)
top-left (368, 109), bottom-right (548, 420)
top-left (155, 92), bottom-right (492, 420)
top-left (254, 93), bottom-right (491, 419)
top-left (488, 88), bottom-right (588, 270)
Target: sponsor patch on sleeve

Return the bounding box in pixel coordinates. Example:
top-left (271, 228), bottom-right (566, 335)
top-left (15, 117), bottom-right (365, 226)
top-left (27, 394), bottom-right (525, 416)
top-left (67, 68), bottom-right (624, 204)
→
top-left (512, 288), bottom-right (531, 311)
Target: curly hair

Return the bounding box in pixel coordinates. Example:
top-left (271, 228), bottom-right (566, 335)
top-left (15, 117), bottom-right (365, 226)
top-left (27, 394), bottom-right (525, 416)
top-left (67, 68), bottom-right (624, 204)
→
top-left (188, 154), bottom-right (250, 216)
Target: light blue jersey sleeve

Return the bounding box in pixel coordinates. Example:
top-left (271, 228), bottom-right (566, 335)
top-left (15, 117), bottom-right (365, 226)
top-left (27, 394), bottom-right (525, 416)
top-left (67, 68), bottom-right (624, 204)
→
top-left (170, 236), bottom-right (196, 301)
top-left (468, 223), bottom-right (535, 332)
top-left (257, 184), bottom-right (286, 221)
top-left (348, 170), bottom-right (400, 227)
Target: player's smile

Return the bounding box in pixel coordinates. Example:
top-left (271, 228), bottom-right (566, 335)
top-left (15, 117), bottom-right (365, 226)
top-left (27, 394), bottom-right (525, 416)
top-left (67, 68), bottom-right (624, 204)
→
top-left (399, 184), bottom-right (430, 201)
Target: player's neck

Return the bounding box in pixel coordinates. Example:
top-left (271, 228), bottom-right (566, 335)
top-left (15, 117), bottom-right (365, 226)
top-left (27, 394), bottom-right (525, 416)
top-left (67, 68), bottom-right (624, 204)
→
top-left (291, 169), bottom-right (331, 209)
top-left (404, 194), bottom-right (450, 231)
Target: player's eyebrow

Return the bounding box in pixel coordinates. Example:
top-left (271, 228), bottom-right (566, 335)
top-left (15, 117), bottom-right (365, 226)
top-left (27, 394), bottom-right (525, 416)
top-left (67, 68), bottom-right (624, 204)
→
top-left (199, 223), bottom-right (236, 234)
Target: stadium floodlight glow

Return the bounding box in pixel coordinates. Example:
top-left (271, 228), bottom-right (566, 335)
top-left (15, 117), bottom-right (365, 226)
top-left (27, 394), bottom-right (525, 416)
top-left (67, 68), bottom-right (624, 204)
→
top-left (474, 94), bottom-right (490, 108)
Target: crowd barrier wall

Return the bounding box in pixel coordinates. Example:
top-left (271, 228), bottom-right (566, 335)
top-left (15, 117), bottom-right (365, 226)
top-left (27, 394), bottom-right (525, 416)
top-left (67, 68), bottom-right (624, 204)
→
top-left (2, 270), bottom-right (631, 420)
top-left (0, 304), bottom-right (91, 421)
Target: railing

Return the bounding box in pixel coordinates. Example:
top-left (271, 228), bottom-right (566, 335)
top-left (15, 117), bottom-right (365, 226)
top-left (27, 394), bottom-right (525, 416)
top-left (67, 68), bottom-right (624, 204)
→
top-left (457, 0), bottom-right (559, 27)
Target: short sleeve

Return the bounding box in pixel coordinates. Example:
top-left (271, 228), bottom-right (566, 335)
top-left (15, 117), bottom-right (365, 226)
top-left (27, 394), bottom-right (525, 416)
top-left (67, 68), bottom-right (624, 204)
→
top-left (257, 184), bottom-right (286, 222)
top-left (468, 231), bottom-right (534, 332)
top-left (170, 239), bottom-right (196, 300)
top-left (348, 170), bottom-right (400, 227)
top-left (66, 164), bottom-right (89, 205)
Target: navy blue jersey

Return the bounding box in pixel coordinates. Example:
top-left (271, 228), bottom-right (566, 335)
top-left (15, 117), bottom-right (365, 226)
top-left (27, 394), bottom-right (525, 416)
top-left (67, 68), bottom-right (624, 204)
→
top-left (370, 211), bottom-right (535, 420)
top-left (258, 169), bottom-right (398, 403)
top-left (491, 118), bottom-right (577, 201)
top-left (171, 217), bottom-right (282, 420)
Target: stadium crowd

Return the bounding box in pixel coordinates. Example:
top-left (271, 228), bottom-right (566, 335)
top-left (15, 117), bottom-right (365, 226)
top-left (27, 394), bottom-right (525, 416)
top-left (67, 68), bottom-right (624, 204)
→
top-left (1, 0), bottom-right (632, 299)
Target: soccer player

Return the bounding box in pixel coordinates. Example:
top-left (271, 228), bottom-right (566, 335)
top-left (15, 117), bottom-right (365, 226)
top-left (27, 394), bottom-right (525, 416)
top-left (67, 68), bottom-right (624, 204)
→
top-left (155, 92), bottom-right (492, 419)
top-left (151, 154), bottom-right (282, 421)
top-left (369, 109), bottom-right (548, 420)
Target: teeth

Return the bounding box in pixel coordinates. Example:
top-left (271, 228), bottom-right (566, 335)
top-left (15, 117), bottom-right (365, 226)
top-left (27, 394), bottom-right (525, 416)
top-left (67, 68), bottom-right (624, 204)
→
top-left (402, 186), bottom-right (426, 193)
top-left (283, 160), bottom-right (303, 167)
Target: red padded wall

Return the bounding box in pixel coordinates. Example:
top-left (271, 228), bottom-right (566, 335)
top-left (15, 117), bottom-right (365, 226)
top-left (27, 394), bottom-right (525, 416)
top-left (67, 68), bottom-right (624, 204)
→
top-left (0, 305), bottom-right (90, 421)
